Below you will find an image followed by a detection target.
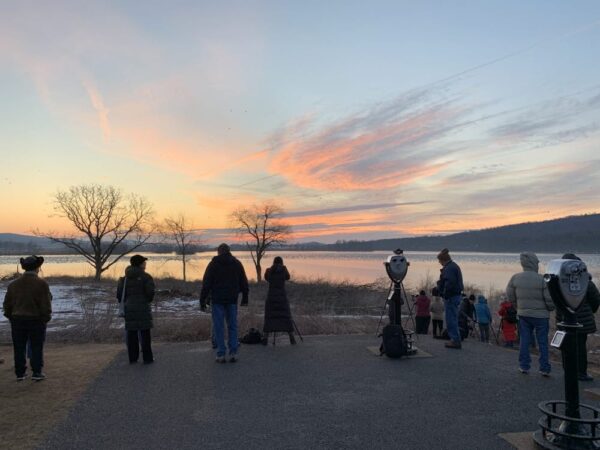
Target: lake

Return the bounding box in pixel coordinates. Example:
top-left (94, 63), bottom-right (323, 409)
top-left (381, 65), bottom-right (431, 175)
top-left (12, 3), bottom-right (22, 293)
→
top-left (2, 251), bottom-right (599, 292)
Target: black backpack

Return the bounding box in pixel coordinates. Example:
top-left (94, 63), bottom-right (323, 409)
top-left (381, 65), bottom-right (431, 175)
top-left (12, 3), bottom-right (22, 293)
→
top-left (380, 324), bottom-right (408, 358)
top-left (240, 328), bottom-right (263, 344)
top-left (505, 305), bottom-right (518, 324)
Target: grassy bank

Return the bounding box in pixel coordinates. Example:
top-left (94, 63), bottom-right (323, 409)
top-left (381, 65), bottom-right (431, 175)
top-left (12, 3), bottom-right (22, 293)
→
top-left (0, 343), bottom-right (121, 450)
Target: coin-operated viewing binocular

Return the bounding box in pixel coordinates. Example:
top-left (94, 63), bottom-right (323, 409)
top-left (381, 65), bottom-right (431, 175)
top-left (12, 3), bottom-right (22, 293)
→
top-left (544, 258), bottom-right (590, 315)
top-left (384, 249), bottom-right (409, 284)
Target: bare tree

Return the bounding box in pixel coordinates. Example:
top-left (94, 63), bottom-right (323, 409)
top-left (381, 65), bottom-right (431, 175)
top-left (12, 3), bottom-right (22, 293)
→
top-left (230, 203), bottom-right (291, 281)
top-left (161, 214), bottom-right (201, 282)
top-left (35, 184), bottom-right (154, 280)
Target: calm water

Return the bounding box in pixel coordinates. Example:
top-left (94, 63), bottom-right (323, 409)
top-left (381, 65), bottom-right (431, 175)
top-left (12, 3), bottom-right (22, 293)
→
top-left (1, 251), bottom-right (599, 292)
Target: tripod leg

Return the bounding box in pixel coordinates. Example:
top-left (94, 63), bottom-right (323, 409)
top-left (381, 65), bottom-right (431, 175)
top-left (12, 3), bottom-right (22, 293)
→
top-left (400, 283), bottom-right (417, 336)
top-left (376, 282), bottom-right (393, 336)
top-left (292, 320), bottom-right (304, 342)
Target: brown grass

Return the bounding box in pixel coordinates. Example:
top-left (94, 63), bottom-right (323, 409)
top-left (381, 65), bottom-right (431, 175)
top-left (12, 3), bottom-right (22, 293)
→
top-left (0, 343), bottom-right (121, 450)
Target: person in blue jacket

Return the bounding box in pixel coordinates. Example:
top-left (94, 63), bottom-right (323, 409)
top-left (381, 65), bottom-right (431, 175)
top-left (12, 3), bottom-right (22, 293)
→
top-left (435, 248), bottom-right (464, 349)
top-left (474, 295), bottom-right (492, 343)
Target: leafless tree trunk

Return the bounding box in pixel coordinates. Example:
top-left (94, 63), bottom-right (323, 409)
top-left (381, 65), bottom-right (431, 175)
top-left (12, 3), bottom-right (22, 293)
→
top-left (161, 214), bottom-right (201, 282)
top-left (34, 184), bottom-right (154, 280)
top-left (230, 203), bottom-right (291, 281)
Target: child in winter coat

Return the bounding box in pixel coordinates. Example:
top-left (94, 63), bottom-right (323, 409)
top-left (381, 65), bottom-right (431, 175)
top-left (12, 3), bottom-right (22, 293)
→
top-left (430, 295), bottom-right (445, 337)
top-left (498, 296), bottom-right (518, 347)
top-left (474, 295), bottom-right (492, 343)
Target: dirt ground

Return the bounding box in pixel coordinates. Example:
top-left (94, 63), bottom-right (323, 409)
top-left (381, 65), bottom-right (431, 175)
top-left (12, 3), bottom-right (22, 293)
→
top-left (0, 343), bottom-right (121, 450)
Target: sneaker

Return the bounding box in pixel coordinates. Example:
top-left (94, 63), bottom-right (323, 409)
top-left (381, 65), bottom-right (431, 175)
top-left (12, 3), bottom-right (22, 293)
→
top-left (229, 354), bottom-right (238, 363)
top-left (578, 373), bottom-right (594, 382)
top-left (31, 373), bottom-right (46, 382)
top-left (539, 371), bottom-right (550, 377)
top-left (519, 368), bottom-right (529, 374)
top-left (215, 356), bottom-right (226, 363)
top-left (16, 373), bottom-right (28, 382)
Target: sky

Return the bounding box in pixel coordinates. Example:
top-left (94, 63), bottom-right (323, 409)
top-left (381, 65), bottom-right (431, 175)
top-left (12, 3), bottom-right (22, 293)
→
top-left (1, 1), bottom-right (600, 243)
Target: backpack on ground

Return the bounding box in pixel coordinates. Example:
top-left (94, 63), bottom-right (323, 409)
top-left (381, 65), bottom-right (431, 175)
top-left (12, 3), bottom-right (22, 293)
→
top-left (379, 324), bottom-right (408, 358)
top-left (240, 328), bottom-right (263, 344)
top-left (505, 305), bottom-right (518, 324)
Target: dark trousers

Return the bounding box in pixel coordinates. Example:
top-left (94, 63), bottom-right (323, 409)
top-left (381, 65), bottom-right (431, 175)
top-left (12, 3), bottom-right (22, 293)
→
top-left (11, 319), bottom-right (46, 377)
top-left (415, 316), bottom-right (431, 334)
top-left (432, 319), bottom-right (443, 336)
top-left (479, 324), bottom-right (490, 342)
top-left (127, 329), bottom-right (153, 363)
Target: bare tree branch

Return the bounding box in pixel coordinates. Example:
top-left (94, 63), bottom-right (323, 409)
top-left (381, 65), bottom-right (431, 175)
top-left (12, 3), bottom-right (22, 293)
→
top-left (34, 184), bottom-right (155, 280)
top-left (160, 214), bottom-right (202, 282)
top-left (230, 202), bottom-right (292, 281)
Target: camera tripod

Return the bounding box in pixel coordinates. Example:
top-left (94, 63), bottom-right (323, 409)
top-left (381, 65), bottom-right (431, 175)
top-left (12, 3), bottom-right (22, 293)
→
top-left (375, 280), bottom-right (417, 337)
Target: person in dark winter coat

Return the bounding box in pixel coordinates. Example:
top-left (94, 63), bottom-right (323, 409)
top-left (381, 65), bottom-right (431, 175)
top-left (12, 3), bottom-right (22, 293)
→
top-left (414, 290), bottom-right (431, 335)
top-left (436, 248), bottom-right (464, 349)
top-left (458, 295), bottom-right (476, 340)
top-left (3, 255), bottom-right (51, 381)
top-left (200, 244), bottom-right (249, 363)
top-left (556, 253), bottom-right (600, 381)
top-left (117, 255), bottom-right (155, 364)
top-left (262, 256), bottom-right (296, 345)
top-left (474, 295), bottom-right (492, 343)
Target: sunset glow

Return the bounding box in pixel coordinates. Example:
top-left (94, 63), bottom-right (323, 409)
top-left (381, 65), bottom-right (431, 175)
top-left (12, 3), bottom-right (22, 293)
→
top-left (1, 2), bottom-right (599, 243)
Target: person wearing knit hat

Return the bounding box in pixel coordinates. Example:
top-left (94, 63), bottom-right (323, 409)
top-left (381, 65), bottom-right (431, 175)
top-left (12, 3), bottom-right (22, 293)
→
top-left (435, 248), bottom-right (464, 349)
top-left (3, 255), bottom-right (52, 381)
top-left (555, 253), bottom-right (600, 381)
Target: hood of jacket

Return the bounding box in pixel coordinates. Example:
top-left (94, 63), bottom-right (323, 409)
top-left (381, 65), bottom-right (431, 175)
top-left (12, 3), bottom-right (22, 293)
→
top-left (520, 252), bottom-right (539, 273)
top-left (125, 265), bottom-right (146, 279)
top-left (477, 295), bottom-right (487, 304)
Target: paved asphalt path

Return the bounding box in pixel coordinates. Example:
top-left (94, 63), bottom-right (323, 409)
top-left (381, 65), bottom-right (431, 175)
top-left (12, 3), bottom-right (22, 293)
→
top-left (41, 334), bottom-right (599, 450)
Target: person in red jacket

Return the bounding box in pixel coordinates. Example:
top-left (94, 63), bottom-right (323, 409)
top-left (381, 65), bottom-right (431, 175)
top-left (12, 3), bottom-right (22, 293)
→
top-left (498, 296), bottom-right (518, 347)
top-left (413, 290), bottom-right (431, 335)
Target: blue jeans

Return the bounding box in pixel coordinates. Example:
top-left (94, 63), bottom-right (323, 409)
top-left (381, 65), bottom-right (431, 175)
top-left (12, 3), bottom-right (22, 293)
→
top-left (212, 304), bottom-right (239, 357)
top-left (519, 316), bottom-right (550, 373)
top-left (444, 296), bottom-right (462, 343)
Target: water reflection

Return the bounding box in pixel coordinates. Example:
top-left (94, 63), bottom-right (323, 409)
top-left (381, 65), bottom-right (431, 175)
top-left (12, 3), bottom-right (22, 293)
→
top-left (1, 251), bottom-right (599, 292)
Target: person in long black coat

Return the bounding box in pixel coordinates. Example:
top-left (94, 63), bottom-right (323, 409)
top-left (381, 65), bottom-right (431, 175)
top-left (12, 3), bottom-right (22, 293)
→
top-left (262, 257), bottom-right (296, 345)
top-left (117, 255), bottom-right (155, 364)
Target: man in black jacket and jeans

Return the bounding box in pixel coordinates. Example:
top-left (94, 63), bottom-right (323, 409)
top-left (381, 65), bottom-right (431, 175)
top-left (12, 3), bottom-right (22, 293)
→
top-left (200, 244), bottom-right (249, 363)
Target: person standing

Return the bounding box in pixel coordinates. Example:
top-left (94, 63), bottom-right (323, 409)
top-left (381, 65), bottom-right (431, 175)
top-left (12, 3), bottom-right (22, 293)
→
top-left (413, 290), bottom-right (431, 335)
top-left (200, 244), bottom-right (249, 363)
top-left (556, 253), bottom-right (600, 382)
top-left (430, 294), bottom-right (445, 337)
top-left (117, 255), bottom-right (155, 364)
top-left (262, 256), bottom-right (297, 345)
top-left (3, 256), bottom-right (52, 381)
top-left (506, 252), bottom-right (554, 376)
top-left (436, 248), bottom-right (464, 349)
top-left (498, 296), bottom-right (518, 347)
top-left (459, 294), bottom-right (476, 340)
top-left (474, 295), bottom-right (492, 343)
